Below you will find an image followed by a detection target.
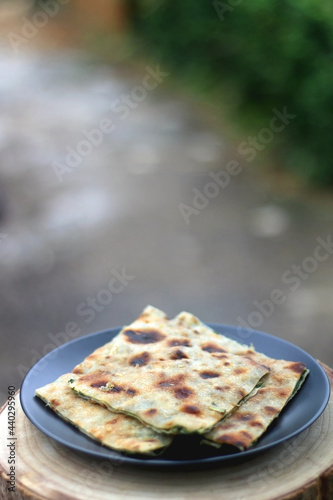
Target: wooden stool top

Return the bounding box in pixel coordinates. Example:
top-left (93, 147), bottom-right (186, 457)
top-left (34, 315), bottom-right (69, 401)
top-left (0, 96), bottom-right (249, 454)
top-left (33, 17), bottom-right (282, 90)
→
top-left (0, 362), bottom-right (332, 500)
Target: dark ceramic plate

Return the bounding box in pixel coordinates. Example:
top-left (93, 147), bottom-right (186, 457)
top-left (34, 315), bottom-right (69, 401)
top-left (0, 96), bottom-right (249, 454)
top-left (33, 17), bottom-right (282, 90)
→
top-left (20, 325), bottom-right (330, 470)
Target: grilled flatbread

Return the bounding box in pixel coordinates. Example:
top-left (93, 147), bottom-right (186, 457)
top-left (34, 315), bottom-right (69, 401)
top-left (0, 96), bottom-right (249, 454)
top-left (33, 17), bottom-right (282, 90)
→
top-left (171, 311), bottom-right (309, 450)
top-left (35, 373), bottom-right (173, 454)
top-left (70, 307), bottom-right (269, 434)
top-left (204, 357), bottom-right (308, 450)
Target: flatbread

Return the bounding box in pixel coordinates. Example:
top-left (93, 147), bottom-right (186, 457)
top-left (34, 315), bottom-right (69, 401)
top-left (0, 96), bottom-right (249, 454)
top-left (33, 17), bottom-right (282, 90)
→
top-left (170, 311), bottom-right (309, 449)
top-left (35, 373), bottom-right (173, 454)
top-left (70, 306), bottom-right (269, 434)
top-left (204, 357), bottom-right (308, 450)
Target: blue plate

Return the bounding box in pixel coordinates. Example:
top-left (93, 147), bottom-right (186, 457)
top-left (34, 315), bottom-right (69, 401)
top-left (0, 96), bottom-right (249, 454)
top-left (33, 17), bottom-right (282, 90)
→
top-left (20, 325), bottom-right (330, 469)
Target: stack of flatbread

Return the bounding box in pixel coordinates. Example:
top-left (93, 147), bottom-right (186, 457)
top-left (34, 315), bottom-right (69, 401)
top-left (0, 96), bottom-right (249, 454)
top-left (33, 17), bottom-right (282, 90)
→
top-left (36, 306), bottom-right (309, 455)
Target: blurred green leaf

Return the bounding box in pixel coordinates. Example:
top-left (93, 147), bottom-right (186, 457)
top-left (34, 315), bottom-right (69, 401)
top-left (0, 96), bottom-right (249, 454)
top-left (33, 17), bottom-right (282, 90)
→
top-left (133, 0), bottom-right (333, 185)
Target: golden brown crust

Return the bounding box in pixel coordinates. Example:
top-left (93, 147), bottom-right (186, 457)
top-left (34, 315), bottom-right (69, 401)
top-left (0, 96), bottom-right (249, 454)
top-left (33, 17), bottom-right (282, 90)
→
top-left (171, 311), bottom-right (308, 450)
top-left (70, 307), bottom-right (269, 434)
top-left (35, 373), bottom-right (172, 454)
top-left (36, 307), bottom-right (308, 454)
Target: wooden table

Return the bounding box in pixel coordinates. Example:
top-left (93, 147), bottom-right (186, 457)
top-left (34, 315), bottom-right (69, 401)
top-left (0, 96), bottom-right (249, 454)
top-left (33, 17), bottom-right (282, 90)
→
top-left (0, 363), bottom-right (332, 500)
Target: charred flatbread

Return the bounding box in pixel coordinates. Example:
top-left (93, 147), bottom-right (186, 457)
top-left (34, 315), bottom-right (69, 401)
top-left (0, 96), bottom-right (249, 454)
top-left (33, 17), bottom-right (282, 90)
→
top-left (69, 307), bottom-right (269, 434)
top-left (204, 356), bottom-right (308, 450)
top-left (35, 373), bottom-right (173, 454)
top-left (171, 311), bottom-right (309, 450)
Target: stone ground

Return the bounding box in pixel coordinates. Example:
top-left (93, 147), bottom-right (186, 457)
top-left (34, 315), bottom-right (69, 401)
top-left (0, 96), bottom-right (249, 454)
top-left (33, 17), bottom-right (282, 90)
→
top-left (0, 11), bottom-right (333, 405)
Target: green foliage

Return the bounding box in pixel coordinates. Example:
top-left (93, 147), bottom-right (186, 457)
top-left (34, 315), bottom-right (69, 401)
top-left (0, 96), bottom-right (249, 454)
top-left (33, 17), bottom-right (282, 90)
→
top-left (134, 0), bottom-right (333, 185)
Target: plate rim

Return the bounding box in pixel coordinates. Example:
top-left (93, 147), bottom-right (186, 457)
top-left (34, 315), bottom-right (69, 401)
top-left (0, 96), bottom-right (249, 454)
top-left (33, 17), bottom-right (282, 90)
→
top-left (20, 324), bottom-right (331, 469)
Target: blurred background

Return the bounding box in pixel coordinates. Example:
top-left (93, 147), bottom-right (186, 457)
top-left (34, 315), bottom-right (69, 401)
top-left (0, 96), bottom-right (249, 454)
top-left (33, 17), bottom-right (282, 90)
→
top-left (0, 0), bottom-right (332, 404)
